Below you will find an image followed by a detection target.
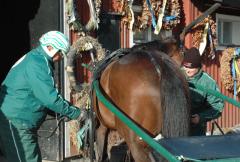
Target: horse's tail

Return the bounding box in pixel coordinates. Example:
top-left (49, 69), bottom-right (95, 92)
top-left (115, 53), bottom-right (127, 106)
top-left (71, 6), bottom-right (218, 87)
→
top-left (158, 52), bottom-right (191, 137)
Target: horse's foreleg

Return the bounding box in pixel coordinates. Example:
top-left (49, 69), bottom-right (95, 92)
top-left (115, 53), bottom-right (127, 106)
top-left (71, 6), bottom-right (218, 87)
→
top-left (96, 123), bottom-right (108, 162)
top-left (124, 132), bottom-right (156, 162)
top-left (128, 143), bottom-right (154, 162)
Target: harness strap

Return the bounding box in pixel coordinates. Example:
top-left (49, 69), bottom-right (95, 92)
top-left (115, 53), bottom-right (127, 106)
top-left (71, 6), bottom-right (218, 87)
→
top-left (92, 48), bottom-right (130, 81)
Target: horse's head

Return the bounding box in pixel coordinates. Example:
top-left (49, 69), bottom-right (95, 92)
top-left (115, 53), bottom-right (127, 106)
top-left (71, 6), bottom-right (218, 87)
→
top-left (131, 37), bottom-right (184, 66)
top-left (159, 37), bottom-right (184, 66)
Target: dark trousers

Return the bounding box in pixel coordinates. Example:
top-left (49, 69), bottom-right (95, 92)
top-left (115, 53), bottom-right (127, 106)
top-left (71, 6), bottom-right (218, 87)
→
top-left (0, 112), bottom-right (41, 162)
top-left (190, 123), bottom-right (207, 136)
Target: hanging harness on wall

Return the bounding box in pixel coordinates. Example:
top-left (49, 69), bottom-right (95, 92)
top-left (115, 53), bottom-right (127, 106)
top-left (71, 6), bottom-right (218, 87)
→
top-left (198, 22), bottom-right (209, 56)
top-left (199, 22), bottom-right (209, 55)
top-left (67, 0), bottom-right (83, 31)
top-left (207, 22), bottom-right (216, 59)
top-left (153, 0), bottom-right (167, 34)
top-left (66, 34), bottom-right (106, 92)
top-left (125, 0), bottom-right (180, 32)
top-left (146, 0), bottom-right (157, 29)
top-left (66, 0), bottom-right (101, 32)
top-left (122, 0), bottom-right (135, 30)
top-left (232, 49), bottom-right (240, 99)
top-left (85, 0), bottom-right (99, 31)
top-left (65, 35), bottom-right (106, 152)
top-left (191, 16), bottom-right (217, 59)
top-left (221, 48), bottom-right (240, 99)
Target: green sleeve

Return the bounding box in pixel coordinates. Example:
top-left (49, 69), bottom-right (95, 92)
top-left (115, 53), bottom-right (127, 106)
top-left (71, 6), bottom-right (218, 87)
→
top-left (199, 82), bottom-right (224, 123)
top-left (26, 57), bottom-right (80, 119)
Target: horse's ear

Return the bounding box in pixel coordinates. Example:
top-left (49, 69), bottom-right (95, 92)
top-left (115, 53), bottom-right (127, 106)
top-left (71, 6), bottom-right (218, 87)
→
top-left (169, 35), bottom-right (181, 47)
top-left (161, 36), bottom-right (176, 43)
top-left (183, 46), bottom-right (189, 53)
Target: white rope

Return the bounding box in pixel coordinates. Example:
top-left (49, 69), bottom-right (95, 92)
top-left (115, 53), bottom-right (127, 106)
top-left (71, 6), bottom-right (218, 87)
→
top-left (199, 23), bottom-right (209, 55)
top-left (154, 0), bottom-right (167, 35)
top-left (128, 0), bottom-right (134, 30)
top-left (86, 0), bottom-right (99, 30)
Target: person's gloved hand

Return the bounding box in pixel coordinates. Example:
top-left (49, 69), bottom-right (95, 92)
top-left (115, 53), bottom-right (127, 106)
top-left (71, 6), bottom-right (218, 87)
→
top-left (191, 114), bottom-right (200, 125)
top-left (72, 84), bottom-right (83, 92)
top-left (72, 83), bottom-right (89, 93)
top-left (77, 108), bottom-right (88, 122)
top-left (57, 115), bottom-right (71, 122)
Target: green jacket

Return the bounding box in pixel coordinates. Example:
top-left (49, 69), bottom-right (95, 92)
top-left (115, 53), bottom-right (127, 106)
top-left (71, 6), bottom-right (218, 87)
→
top-left (0, 46), bottom-right (80, 128)
top-left (185, 69), bottom-right (224, 135)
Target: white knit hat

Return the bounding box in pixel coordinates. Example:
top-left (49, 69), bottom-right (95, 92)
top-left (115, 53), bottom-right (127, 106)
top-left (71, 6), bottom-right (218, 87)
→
top-left (39, 31), bottom-right (70, 57)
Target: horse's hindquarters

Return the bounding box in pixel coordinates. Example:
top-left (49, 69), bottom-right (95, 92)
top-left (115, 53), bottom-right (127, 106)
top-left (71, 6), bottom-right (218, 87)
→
top-left (92, 49), bottom-right (190, 162)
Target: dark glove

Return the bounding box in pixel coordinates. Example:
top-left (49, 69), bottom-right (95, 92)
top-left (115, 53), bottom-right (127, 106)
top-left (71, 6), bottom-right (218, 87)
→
top-left (72, 83), bottom-right (89, 93)
top-left (72, 84), bottom-right (83, 92)
top-left (57, 115), bottom-right (71, 122)
top-left (77, 108), bottom-right (88, 122)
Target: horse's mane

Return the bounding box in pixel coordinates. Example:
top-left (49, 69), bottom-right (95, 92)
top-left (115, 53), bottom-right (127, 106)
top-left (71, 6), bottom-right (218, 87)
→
top-left (130, 45), bottom-right (190, 137)
top-left (131, 37), bottom-right (180, 57)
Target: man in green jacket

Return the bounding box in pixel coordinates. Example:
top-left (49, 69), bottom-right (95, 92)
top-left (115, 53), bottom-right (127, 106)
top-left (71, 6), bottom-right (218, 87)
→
top-left (0, 31), bottom-right (87, 162)
top-left (182, 47), bottom-right (224, 136)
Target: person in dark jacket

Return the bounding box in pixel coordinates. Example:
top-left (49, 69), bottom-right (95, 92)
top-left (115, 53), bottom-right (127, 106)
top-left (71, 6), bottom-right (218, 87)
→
top-left (0, 31), bottom-right (87, 162)
top-left (182, 47), bottom-right (224, 136)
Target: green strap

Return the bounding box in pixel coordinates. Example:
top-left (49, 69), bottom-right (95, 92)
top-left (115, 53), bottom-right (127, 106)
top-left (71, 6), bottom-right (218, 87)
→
top-left (189, 83), bottom-right (240, 108)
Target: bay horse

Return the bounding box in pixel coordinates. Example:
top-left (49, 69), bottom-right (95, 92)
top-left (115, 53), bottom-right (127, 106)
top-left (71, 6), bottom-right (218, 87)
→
top-left (92, 37), bottom-right (190, 162)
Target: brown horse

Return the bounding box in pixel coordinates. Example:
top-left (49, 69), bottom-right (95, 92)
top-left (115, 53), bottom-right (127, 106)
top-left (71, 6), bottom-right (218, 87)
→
top-left (130, 37), bottom-right (184, 67)
top-left (92, 38), bottom-right (190, 162)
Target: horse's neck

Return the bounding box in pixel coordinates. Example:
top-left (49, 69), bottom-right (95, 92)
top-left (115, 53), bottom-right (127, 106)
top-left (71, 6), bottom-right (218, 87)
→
top-left (171, 52), bottom-right (183, 66)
